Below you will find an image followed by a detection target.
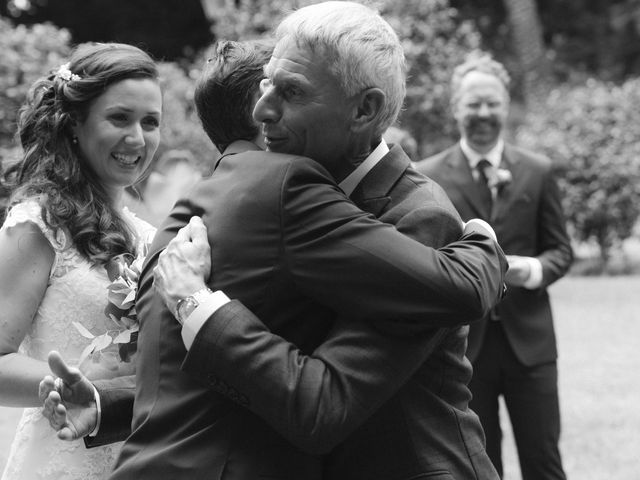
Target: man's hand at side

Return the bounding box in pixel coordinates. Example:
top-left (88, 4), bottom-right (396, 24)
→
top-left (505, 254), bottom-right (542, 289)
top-left (39, 351), bottom-right (98, 441)
top-left (463, 219), bottom-right (508, 299)
top-left (154, 216), bottom-right (212, 317)
top-left (463, 218), bottom-right (497, 242)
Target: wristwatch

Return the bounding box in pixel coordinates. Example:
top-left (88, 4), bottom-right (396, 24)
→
top-left (175, 287), bottom-right (213, 325)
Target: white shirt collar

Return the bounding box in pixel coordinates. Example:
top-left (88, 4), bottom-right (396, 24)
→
top-left (338, 139), bottom-right (389, 197)
top-left (460, 137), bottom-right (504, 170)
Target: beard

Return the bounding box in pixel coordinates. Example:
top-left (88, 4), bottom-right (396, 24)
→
top-left (463, 116), bottom-right (502, 148)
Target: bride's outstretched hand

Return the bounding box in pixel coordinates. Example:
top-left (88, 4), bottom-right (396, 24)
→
top-left (39, 351), bottom-right (98, 441)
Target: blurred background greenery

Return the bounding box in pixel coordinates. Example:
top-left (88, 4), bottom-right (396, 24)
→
top-left (2, 0), bottom-right (640, 272)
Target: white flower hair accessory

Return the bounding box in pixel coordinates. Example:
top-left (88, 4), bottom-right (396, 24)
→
top-left (55, 63), bottom-right (81, 82)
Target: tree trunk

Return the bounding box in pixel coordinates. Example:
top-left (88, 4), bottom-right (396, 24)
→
top-left (502, 0), bottom-right (550, 106)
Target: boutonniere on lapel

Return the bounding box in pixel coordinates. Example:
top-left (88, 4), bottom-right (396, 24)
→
top-left (486, 167), bottom-right (512, 197)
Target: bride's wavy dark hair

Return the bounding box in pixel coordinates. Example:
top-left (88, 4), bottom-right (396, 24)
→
top-left (4, 42), bottom-right (159, 266)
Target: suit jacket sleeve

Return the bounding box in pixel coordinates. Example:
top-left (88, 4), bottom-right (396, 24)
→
top-left (274, 159), bottom-right (505, 326)
top-left (84, 375), bottom-right (136, 447)
top-left (84, 201), bottom-right (197, 447)
top-left (184, 303), bottom-right (448, 454)
top-left (535, 165), bottom-right (573, 286)
top-left (182, 190), bottom-right (505, 453)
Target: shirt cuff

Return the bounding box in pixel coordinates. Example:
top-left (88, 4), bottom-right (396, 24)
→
top-left (181, 290), bottom-right (231, 349)
top-left (87, 385), bottom-right (101, 437)
top-left (522, 257), bottom-right (543, 289)
top-left (463, 218), bottom-right (497, 242)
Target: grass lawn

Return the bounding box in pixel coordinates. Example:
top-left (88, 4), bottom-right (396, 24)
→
top-left (1, 275), bottom-right (639, 477)
top-left (501, 275), bottom-right (640, 479)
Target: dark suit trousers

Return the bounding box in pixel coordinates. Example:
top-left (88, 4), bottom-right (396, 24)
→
top-left (469, 321), bottom-right (566, 480)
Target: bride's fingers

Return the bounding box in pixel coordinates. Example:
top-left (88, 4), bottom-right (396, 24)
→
top-left (42, 393), bottom-right (56, 425)
top-left (38, 375), bottom-right (56, 403)
top-left (43, 391), bottom-right (67, 430)
top-left (51, 409), bottom-right (67, 430)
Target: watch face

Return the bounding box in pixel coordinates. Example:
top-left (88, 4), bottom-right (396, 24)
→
top-left (177, 296), bottom-right (198, 323)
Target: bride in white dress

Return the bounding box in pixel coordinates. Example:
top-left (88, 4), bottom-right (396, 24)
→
top-left (0, 42), bottom-right (162, 480)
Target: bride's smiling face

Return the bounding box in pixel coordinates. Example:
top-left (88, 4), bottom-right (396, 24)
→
top-left (73, 78), bottom-right (162, 198)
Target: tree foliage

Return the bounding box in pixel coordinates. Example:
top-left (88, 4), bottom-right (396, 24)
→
top-left (452, 0), bottom-right (640, 84)
top-left (378, 0), bottom-right (480, 157)
top-left (0, 16), bottom-right (71, 146)
top-left (1, 0), bottom-right (213, 61)
top-left (157, 61), bottom-right (218, 174)
top-left (517, 78), bottom-right (640, 267)
top-left (0, 16), bottom-right (70, 224)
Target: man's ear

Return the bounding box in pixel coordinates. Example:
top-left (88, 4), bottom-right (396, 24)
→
top-left (351, 87), bottom-right (385, 133)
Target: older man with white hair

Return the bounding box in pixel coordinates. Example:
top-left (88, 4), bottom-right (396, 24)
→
top-left (156, 3), bottom-right (501, 478)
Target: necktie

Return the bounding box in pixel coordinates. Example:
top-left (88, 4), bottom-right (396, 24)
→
top-left (476, 158), bottom-right (492, 185)
top-left (476, 159), bottom-right (493, 214)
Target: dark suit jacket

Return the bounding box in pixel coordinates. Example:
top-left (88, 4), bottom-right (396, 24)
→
top-left (416, 143), bottom-right (573, 366)
top-left (182, 144), bottom-right (501, 479)
top-left (104, 142), bottom-right (505, 479)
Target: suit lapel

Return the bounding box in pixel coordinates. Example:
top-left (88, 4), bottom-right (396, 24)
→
top-left (491, 145), bottom-right (521, 222)
top-left (350, 144), bottom-right (410, 216)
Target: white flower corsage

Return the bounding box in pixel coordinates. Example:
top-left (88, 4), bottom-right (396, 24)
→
top-left (488, 168), bottom-right (513, 192)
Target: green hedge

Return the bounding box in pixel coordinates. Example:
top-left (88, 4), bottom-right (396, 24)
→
top-left (517, 78), bottom-right (640, 269)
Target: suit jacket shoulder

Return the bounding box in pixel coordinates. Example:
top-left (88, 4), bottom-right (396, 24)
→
top-left (503, 143), bottom-right (554, 175)
top-left (417, 144), bottom-right (459, 168)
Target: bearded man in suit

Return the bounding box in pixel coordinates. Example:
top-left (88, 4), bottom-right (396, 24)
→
top-left (41, 5), bottom-right (506, 479)
top-left (416, 54), bottom-right (573, 480)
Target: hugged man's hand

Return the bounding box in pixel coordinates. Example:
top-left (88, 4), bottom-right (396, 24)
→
top-left (39, 351), bottom-right (98, 441)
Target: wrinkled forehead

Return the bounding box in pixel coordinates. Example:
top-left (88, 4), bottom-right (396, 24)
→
top-left (270, 36), bottom-right (332, 67)
top-left (264, 38), bottom-right (328, 79)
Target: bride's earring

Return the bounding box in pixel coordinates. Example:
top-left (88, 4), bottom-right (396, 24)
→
top-left (72, 136), bottom-right (78, 145)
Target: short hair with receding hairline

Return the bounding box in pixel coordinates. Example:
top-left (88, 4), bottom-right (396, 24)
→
top-left (450, 52), bottom-right (511, 106)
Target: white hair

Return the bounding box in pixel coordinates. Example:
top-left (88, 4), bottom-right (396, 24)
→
top-left (276, 1), bottom-right (406, 135)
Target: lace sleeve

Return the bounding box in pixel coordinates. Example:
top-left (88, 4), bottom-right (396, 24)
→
top-left (2, 200), bottom-right (66, 277)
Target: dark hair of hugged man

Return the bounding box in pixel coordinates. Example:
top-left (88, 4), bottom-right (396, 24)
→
top-left (194, 40), bottom-right (274, 153)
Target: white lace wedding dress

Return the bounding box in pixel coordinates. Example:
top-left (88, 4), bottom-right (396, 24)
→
top-left (1, 200), bottom-right (155, 480)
